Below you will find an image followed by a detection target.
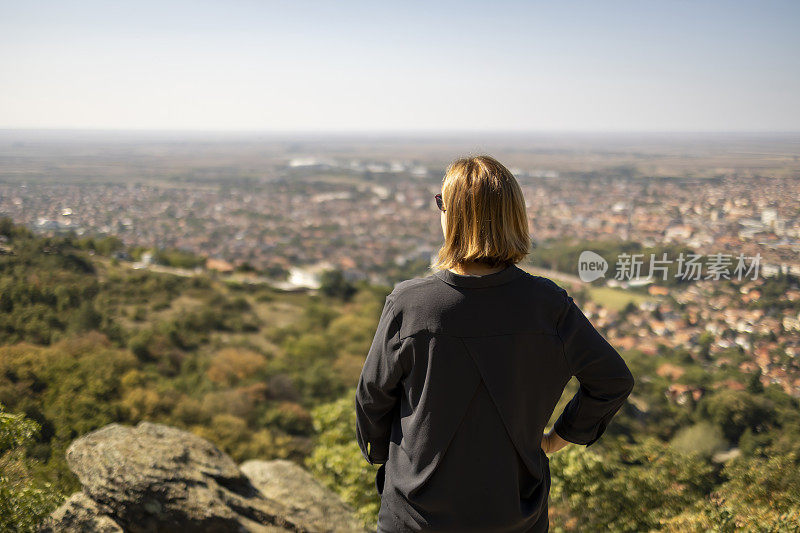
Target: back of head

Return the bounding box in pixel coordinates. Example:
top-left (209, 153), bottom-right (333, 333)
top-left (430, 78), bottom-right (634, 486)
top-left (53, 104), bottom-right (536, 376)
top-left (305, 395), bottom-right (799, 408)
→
top-left (433, 155), bottom-right (530, 271)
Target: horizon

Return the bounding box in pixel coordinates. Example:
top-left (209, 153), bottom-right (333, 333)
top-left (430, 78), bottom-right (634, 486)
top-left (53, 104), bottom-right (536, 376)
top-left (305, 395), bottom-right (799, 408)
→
top-left (2, 128), bottom-right (800, 137)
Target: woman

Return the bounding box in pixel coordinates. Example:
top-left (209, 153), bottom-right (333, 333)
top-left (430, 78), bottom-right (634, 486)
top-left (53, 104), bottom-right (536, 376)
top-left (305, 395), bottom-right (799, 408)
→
top-left (355, 155), bottom-right (635, 532)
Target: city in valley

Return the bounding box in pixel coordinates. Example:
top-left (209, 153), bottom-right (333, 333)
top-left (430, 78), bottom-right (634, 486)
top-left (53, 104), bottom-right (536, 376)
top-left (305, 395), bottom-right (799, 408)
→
top-left (2, 131), bottom-right (798, 400)
top-left (2, 130), bottom-right (799, 386)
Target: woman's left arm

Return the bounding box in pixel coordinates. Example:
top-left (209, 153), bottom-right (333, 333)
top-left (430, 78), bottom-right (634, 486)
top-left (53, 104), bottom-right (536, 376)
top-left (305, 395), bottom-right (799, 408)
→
top-left (355, 295), bottom-right (404, 465)
top-left (541, 428), bottom-right (571, 454)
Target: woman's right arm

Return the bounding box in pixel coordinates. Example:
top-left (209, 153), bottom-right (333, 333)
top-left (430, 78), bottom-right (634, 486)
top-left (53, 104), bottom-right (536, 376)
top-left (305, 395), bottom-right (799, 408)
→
top-left (355, 295), bottom-right (404, 465)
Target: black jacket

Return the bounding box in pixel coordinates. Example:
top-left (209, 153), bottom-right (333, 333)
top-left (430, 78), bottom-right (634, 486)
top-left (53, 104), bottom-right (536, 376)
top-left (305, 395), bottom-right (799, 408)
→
top-left (355, 264), bottom-right (635, 532)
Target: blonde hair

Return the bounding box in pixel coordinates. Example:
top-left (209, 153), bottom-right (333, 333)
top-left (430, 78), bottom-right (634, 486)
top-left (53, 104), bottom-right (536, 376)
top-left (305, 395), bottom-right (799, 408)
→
top-left (432, 155), bottom-right (531, 271)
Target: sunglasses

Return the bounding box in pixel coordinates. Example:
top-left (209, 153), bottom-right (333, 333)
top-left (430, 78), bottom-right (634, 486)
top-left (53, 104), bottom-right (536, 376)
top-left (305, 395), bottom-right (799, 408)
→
top-left (434, 193), bottom-right (446, 212)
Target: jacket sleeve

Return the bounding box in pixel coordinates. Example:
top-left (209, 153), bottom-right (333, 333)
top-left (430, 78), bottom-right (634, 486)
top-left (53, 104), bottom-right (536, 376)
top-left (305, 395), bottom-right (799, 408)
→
top-left (355, 295), bottom-right (404, 465)
top-left (552, 289), bottom-right (635, 447)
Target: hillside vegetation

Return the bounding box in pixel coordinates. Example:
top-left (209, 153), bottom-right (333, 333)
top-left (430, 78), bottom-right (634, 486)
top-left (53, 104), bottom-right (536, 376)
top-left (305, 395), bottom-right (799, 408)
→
top-left (1, 218), bottom-right (799, 532)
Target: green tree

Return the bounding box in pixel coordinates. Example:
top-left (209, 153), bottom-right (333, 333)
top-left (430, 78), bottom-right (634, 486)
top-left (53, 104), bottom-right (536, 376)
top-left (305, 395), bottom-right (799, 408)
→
top-left (746, 368), bottom-right (764, 394)
top-left (664, 446), bottom-right (800, 531)
top-left (305, 393), bottom-right (380, 530)
top-left (549, 437), bottom-right (715, 532)
top-left (0, 403), bottom-right (65, 533)
top-left (319, 269), bottom-right (358, 301)
top-left (698, 389), bottom-right (773, 443)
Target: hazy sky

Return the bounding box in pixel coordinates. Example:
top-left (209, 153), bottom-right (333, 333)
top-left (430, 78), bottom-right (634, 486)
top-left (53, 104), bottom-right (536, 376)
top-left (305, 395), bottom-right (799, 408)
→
top-left (1, 0), bottom-right (798, 132)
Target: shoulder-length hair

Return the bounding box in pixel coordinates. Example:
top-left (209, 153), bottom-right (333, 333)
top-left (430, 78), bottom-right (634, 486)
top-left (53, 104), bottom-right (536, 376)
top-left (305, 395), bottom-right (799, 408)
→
top-left (432, 155), bottom-right (531, 271)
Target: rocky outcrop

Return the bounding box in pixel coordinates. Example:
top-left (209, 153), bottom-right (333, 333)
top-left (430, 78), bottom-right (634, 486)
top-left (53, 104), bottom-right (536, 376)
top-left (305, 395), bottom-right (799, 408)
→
top-left (39, 422), bottom-right (366, 533)
top-left (41, 492), bottom-right (123, 532)
top-left (240, 460), bottom-right (365, 532)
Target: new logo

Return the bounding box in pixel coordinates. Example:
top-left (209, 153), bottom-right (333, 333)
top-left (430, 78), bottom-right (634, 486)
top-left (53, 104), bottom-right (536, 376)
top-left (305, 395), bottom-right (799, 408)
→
top-left (578, 250), bottom-right (608, 282)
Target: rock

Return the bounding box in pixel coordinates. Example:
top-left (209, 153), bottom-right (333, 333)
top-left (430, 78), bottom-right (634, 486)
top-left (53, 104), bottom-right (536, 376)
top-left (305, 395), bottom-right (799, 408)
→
top-left (39, 422), bottom-right (365, 533)
top-left (241, 460), bottom-right (366, 533)
top-left (39, 492), bottom-right (122, 532)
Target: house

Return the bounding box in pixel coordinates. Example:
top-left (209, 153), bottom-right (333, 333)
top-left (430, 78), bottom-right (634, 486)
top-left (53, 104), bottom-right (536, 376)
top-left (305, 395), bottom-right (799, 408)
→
top-left (206, 258), bottom-right (235, 273)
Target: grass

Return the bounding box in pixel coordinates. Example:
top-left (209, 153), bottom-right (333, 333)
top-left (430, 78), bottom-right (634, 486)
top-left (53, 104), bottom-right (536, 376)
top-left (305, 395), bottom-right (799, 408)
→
top-left (586, 285), bottom-right (653, 312)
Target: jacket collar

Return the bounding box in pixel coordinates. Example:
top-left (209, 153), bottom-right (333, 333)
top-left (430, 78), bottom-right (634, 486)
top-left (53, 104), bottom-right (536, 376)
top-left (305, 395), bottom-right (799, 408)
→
top-left (433, 263), bottom-right (524, 288)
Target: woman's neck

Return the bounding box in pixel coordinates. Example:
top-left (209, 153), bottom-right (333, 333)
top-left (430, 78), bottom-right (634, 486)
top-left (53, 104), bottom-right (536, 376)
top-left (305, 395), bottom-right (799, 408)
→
top-left (449, 261), bottom-right (508, 276)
